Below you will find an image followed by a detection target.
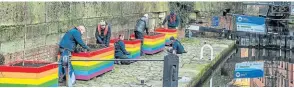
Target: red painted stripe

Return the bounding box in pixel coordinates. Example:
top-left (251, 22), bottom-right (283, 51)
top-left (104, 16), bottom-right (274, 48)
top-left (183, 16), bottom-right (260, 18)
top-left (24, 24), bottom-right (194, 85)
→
top-left (109, 39), bottom-right (118, 44)
top-left (0, 60), bottom-right (58, 73)
top-left (110, 39), bottom-right (141, 44)
top-left (123, 39), bottom-right (141, 44)
top-left (71, 46), bottom-right (114, 57)
top-left (155, 28), bottom-right (177, 32)
top-left (130, 33), bottom-right (165, 39)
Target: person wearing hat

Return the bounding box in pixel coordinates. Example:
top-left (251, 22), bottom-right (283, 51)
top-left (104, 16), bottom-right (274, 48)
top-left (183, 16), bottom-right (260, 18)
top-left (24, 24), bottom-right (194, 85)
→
top-left (58, 25), bottom-right (91, 86)
top-left (162, 10), bottom-right (180, 29)
top-left (134, 14), bottom-right (150, 56)
top-left (114, 35), bottom-right (131, 65)
top-left (96, 20), bottom-right (112, 47)
top-left (168, 36), bottom-right (187, 54)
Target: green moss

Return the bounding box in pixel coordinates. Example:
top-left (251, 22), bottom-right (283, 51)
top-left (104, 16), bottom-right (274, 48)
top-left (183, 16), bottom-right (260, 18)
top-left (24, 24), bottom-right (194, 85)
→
top-left (187, 42), bottom-right (236, 87)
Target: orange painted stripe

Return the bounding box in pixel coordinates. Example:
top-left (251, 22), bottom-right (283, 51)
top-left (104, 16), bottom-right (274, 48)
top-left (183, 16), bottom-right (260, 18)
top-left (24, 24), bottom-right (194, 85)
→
top-left (0, 68), bottom-right (58, 79)
top-left (144, 37), bottom-right (165, 42)
top-left (125, 43), bottom-right (141, 48)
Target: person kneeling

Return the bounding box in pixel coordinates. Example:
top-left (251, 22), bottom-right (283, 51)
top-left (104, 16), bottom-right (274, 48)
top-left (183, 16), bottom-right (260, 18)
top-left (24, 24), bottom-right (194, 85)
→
top-left (114, 35), bottom-right (131, 65)
top-left (168, 36), bottom-right (187, 54)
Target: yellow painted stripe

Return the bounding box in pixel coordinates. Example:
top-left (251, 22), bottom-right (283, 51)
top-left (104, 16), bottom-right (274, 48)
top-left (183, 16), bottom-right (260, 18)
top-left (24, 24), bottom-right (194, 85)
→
top-left (126, 47), bottom-right (140, 52)
top-left (157, 32), bottom-right (178, 36)
top-left (165, 34), bottom-right (178, 37)
top-left (125, 43), bottom-right (141, 48)
top-left (1, 68), bottom-right (58, 79)
top-left (144, 39), bottom-right (165, 45)
top-left (71, 55), bottom-right (114, 66)
top-left (0, 73), bottom-right (58, 85)
top-left (157, 31), bottom-right (178, 39)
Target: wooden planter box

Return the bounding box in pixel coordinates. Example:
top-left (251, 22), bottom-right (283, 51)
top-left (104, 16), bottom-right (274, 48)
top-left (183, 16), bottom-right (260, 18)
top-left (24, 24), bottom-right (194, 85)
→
top-left (130, 33), bottom-right (165, 54)
top-left (155, 28), bottom-right (178, 45)
top-left (57, 46), bottom-right (115, 80)
top-left (110, 39), bottom-right (141, 59)
top-left (0, 60), bottom-right (58, 87)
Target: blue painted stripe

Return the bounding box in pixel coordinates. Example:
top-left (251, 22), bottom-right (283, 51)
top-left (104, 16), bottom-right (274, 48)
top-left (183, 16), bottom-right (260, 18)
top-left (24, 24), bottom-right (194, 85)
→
top-left (49, 84), bottom-right (58, 87)
top-left (131, 52), bottom-right (140, 58)
top-left (143, 46), bottom-right (165, 52)
top-left (74, 62), bottom-right (114, 76)
top-left (165, 39), bottom-right (171, 43)
top-left (132, 56), bottom-right (140, 59)
top-left (143, 44), bottom-right (165, 51)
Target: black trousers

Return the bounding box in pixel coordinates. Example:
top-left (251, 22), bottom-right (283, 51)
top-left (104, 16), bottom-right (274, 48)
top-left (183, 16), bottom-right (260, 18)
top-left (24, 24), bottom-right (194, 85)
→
top-left (135, 31), bottom-right (144, 55)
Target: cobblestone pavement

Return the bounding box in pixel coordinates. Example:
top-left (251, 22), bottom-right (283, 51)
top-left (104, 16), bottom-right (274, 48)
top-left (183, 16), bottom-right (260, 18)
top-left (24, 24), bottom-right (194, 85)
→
top-left (73, 38), bottom-right (234, 87)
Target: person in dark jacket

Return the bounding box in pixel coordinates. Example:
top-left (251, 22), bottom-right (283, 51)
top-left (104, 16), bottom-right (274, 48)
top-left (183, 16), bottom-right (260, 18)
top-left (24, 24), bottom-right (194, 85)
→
top-left (114, 35), bottom-right (131, 65)
top-left (162, 10), bottom-right (180, 29)
top-left (168, 36), bottom-right (187, 54)
top-left (58, 25), bottom-right (90, 86)
top-left (96, 20), bottom-right (111, 47)
top-left (134, 14), bottom-right (149, 56)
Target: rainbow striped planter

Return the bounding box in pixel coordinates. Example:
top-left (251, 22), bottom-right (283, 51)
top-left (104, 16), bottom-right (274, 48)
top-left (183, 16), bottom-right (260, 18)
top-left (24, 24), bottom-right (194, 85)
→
top-left (131, 33), bottom-right (165, 54)
top-left (58, 46), bottom-right (115, 80)
top-left (0, 60), bottom-right (58, 87)
top-left (155, 28), bottom-right (178, 45)
top-left (110, 39), bottom-right (141, 59)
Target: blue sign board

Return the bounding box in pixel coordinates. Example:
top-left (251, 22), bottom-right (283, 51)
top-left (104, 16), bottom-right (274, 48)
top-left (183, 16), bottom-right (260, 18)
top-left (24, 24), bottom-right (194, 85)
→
top-left (211, 16), bottom-right (219, 27)
top-left (234, 62), bottom-right (264, 78)
top-left (236, 15), bottom-right (266, 34)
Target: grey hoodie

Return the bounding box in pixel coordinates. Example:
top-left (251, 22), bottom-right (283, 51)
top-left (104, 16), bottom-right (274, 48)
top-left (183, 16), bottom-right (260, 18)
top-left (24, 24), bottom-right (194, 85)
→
top-left (135, 16), bottom-right (149, 33)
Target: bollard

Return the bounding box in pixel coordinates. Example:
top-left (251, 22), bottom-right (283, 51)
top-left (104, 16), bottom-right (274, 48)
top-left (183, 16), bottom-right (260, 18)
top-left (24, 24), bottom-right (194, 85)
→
top-left (163, 54), bottom-right (179, 87)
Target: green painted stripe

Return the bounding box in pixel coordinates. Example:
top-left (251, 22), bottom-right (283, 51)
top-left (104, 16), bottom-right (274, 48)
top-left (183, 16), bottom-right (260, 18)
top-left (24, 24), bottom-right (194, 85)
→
top-left (143, 41), bottom-right (165, 46)
top-left (0, 78), bottom-right (58, 87)
top-left (73, 61), bottom-right (113, 71)
top-left (143, 42), bottom-right (165, 48)
top-left (128, 49), bottom-right (140, 54)
top-left (130, 51), bottom-right (140, 56)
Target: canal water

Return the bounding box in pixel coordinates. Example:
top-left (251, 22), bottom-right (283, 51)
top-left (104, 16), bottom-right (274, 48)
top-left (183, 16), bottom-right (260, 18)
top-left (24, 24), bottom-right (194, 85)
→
top-left (202, 48), bottom-right (294, 87)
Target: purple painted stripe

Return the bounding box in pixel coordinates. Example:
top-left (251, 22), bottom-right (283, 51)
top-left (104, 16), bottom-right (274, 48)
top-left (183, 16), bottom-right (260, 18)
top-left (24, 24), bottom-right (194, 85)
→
top-left (75, 66), bottom-right (113, 80)
top-left (165, 42), bottom-right (172, 45)
top-left (143, 48), bottom-right (164, 54)
top-left (132, 56), bottom-right (140, 59)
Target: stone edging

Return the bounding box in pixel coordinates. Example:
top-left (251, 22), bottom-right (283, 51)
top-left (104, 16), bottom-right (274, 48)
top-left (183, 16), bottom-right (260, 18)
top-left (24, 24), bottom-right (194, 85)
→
top-left (187, 42), bottom-right (236, 87)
